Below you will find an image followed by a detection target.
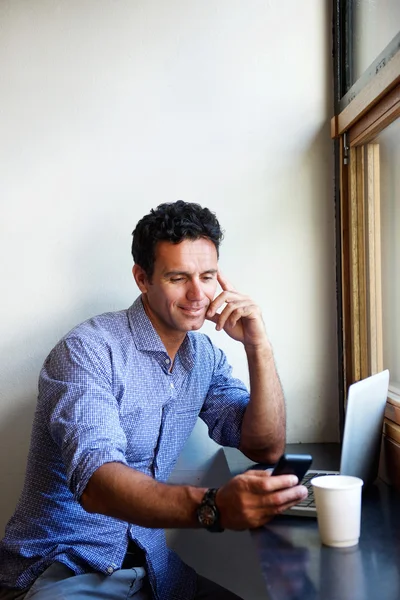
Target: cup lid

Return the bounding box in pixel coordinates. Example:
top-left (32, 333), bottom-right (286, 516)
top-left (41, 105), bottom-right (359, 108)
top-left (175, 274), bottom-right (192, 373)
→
top-left (311, 474), bottom-right (364, 490)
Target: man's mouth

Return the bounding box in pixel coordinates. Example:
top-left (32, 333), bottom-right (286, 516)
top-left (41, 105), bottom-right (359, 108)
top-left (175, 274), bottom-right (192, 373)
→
top-left (179, 305), bottom-right (206, 315)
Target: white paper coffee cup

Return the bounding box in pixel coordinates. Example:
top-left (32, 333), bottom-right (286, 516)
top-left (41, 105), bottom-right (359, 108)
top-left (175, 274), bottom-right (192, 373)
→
top-left (311, 475), bottom-right (364, 548)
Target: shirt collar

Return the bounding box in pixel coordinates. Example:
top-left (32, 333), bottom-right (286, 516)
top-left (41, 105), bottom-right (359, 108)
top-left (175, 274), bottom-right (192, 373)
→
top-left (127, 296), bottom-right (195, 371)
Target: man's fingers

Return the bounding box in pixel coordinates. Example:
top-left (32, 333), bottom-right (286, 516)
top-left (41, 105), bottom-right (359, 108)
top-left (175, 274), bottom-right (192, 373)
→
top-left (205, 312), bottom-right (219, 325)
top-left (214, 302), bottom-right (256, 331)
top-left (217, 271), bottom-right (236, 293)
top-left (264, 475), bottom-right (302, 493)
top-left (266, 486), bottom-right (307, 515)
top-left (245, 471), bottom-right (300, 492)
top-left (207, 293), bottom-right (252, 319)
top-left (248, 492), bottom-right (309, 528)
top-left (245, 469), bottom-right (273, 478)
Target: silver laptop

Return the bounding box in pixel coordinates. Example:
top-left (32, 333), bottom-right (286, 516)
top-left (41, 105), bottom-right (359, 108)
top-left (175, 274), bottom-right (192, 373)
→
top-left (288, 370), bottom-right (389, 517)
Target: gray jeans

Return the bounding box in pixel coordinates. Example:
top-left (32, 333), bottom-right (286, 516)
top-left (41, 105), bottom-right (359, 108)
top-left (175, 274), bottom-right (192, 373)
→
top-left (0, 563), bottom-right (244, 599)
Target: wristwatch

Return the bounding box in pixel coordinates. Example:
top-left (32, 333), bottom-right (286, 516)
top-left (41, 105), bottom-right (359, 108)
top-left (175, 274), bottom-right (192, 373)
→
top-left (196, 488), bottom-right (224, 532)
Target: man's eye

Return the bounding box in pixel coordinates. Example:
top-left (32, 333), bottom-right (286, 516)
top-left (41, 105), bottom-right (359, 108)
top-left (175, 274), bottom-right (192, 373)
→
top-left (202, 277), bottom-right (213, 281)
top-left (170, 277), bottom-right (184, 283)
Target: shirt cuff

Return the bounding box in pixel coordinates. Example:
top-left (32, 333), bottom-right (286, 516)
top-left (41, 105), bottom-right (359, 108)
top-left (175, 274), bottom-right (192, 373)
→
top-left (70, 448), bottom-right (128, 501)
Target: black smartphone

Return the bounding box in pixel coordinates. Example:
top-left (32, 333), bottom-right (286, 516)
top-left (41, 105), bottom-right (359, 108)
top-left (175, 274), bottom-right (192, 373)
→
top-left (271, 453), bottom-right (313, 482)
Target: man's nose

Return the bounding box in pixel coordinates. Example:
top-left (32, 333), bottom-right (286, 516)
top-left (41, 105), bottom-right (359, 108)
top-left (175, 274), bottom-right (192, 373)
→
top-left (187, 279), bottom-right (204, 300)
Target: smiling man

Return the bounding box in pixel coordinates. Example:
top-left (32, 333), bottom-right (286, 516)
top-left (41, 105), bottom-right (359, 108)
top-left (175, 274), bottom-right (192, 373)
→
top-left (0, 201), bottom-right (307, 600)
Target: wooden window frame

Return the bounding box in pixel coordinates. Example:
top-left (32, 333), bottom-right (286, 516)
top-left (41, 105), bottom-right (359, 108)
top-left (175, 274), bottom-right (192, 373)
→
top-left (332, 47), bottom-right (400, 396)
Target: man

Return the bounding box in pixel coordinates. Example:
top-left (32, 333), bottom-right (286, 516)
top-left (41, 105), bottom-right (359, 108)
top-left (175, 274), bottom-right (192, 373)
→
top-left (0, 201), bottom-right (307, 600)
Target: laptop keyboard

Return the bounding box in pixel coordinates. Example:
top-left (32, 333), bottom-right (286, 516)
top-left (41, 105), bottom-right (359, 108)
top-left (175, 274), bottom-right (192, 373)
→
top-left (294, 471), bottom-right (340, 508)
top-left (296, 472), bottom-right (327, 508)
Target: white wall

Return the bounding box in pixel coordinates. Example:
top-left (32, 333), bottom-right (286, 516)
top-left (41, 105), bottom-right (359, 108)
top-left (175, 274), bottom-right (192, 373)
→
top-left (0, 0), bottom-right (337, 535)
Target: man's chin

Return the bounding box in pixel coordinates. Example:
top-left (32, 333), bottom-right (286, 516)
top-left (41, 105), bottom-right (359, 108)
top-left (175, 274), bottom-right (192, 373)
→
top-left (188, 322), bottom-right (205, 331)
top-left (180, 316), bottom-right (206, 332)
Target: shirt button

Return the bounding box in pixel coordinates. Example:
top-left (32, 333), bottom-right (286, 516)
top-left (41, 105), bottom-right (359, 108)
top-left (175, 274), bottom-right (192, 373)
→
top-left (165, 358), bottom-right (170, 364)
top-left (170, 382), bottom-right (174, 388)
top-left (106, 566), bottom-right (114, 574)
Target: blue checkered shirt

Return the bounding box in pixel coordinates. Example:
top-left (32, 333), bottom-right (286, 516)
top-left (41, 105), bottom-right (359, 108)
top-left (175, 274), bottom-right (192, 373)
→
top-left (0, 296), bottom-right (249, 600)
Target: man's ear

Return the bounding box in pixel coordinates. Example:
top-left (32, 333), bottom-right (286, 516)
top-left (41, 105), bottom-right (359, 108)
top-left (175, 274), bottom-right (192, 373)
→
top-left (132, 264), bottom-right (150, 293)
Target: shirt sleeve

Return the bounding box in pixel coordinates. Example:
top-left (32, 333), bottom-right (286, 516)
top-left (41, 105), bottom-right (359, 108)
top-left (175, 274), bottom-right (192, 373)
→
top-left (40, 335), bottom-right (128, 501)
top-left (199, 342), bottom-right (250, 448)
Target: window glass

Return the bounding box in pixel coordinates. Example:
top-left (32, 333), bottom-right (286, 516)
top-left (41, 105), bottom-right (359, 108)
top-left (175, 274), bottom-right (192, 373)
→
top-left (351, 1), bottom-right (400, 86)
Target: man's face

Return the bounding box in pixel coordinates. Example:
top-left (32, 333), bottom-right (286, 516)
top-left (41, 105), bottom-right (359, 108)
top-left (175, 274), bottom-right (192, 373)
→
top-left (135, 238), bottom-right (219, 339)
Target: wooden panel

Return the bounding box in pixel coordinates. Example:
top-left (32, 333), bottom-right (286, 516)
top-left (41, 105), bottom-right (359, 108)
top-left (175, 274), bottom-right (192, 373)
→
top-left (379, 434), bottom-right (400, 490)
top-left (346, 143), bottom-right (383, 386)
top-left (347, 145), bottom-right (371, 384)
top-left (383, 419), bottom-right (400, 444)
top-left (331, 115), bottom-right (339, 139)
top-left (366, 144), bottom-right (383, 374)
top-left (356, 148), bottom-right (368, 381)
top-left (349, 147), bottom-right (361, 382)
top-left (349, 84), bottom-right (400, 146)
top-left (387, 392), bottom-right (400, 407)
top-left (340, 139), bottom-right (352, 395)
top-left (385, 402), bottom-right (400, 426)
top-left (337, 50), bottom-right (400, 135)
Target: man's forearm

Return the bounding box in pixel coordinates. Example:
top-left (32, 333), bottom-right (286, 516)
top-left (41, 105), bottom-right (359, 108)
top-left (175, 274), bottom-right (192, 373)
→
top-left (81, 462), bottom-right (206, 528)
top-left (239, 343), bottom-right (286, 464)
top-left (81, 460), bottom-right (308, 532)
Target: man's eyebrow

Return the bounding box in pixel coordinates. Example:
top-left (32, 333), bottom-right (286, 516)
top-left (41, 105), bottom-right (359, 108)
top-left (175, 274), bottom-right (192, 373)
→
top-left (163, 269), bottom-right (218, 277)
top-left (201, 269), bottom-right (218, 275)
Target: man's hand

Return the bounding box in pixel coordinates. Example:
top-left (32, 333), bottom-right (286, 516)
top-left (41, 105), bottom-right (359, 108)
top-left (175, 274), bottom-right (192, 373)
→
top-left (216, 470), bottom-right (308, 530)
top-left (206, 272), bottom-right (268, 349)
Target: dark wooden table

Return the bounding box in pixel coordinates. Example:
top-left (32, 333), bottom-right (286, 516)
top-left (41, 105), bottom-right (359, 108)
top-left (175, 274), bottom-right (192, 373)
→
top-left (223, 444), bottom-right (400, 600)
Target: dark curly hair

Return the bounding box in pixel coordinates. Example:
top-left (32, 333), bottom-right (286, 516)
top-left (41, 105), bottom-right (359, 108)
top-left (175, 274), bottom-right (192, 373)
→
top-left (132, 200), bottom-right (224, 279)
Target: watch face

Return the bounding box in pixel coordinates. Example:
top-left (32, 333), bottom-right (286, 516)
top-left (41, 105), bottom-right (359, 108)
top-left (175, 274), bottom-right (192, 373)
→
top-left (199, 505), bottom-right (216, 527)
